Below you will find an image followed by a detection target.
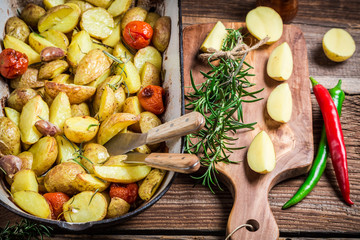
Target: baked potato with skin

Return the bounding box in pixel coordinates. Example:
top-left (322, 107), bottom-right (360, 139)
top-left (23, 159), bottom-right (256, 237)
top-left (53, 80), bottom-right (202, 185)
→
top-left (139, 111), bottom-right (162, 133)
top-left (86, 68), bottom-right (111, 88)
top-left (140, 62), bottom-right (161, 87)
top-left (49, 92), bottom-right (72, 133)
top-left (3, 35), bottom-right (41, 65)
top-left (44, 81), bottom-right (96, 104)
top-left (74, 49), bottom-right (112, 85)
top-left (138, 168), bottom-right (166, 201)
top-left (73, 173), bottom-right (110, 192)
top-left (40, 29), bottom-right (69, 51)
top-left (52, 74), bottom-right (73, 84)
top-left (0, 117), bottom-right (21, 156)
top-left (10, 68), bottom-right (44, 89)
top-left (29, 32), bottom-right (56, 54)
top-left (44, 162), bottom-right (85, 195)
top-left (17, 151), bottom-right (33, 169)
top-left (43, 0), bottom-right (65, 9)
top-left (152, 16), bottom-right (171, 53)
top-left (123, 96), bottom-right (143, 132)
top-left (81, 143), bottom-right (110, 173)
top-left (98, 85), bottom-right (116, 122)
top-left (107, 0), bottom-right (132, 17)
top-left (65, 0), bottom-right (94, 13)
top-left (4, 107), bottom-right (20, 127)
top-left (11, 169), bottom-right (38, 194)
top-left (113, 42), bottom-right (134, 63)
top-left (92, 75), bottom-right (122, 113)
top-left (71, 103), bottom-right (90, 117)
top-left (114, 87), bottom-right (126, 113)
top-left (67, 30), bottom-right (93, 69)
top-left (5, 17), bottom-right (30, 42)
top-left (120, 7), bottom-right (148, 32)
top-left (80, 7), bottom-right (114, 40)
top-left (84, 0), bottom-right (112, 8)
top-left (13, 191), bottom-right (51, 219)
top-left (106, 197), bottom-right (130, 218)
top-left (20, 4), bottom-right (46, 30)
top-left (7, 88), bottom-right (38, 112)
top-left (134, 46), bottom-right (162, 73)
top-left (55, 135), bottom-right (79, 164)
top-left (29, 136), bottom-right (58, 176)
top-left (64, 116), bottom-right (99, 143)
top-left (102, 16), bottom-right (121, 47)
top-left (145, 12), bottom-right (161, 28)
top-left (38, 60), bottom-right (69, 80)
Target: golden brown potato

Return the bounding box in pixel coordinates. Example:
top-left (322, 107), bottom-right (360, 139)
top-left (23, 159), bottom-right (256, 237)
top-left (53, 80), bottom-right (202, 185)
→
top-left (139, 111), bottom-right (162, 133)
top-left (140, 62), bottom-right (161, 87)
top-left (144, 12), bottom-right (161, 28)
top-left (107, 0), bottom-right (131, 17)
top-left (38, 60), bottom-right (69, 80)
top-left (40, 47), bottom-right (66, 62)
top-left (67, 30), bottom-right (93, 69)
top-left (120, 7), bottom-right (148, 32)
top-left (102, 155), bottom-right (127, 166)
top-left (37, 176), bottom-right (47, 193)
top-left (13, 190), bottom-right (51, 219)
top-left (123, 96), bottom-right (143, 115)
top-left (80, 7), bottom-right (114, 40)
top-left (29, 136), bottom-right (58, 176)
top-left (152, 16), bottom-right (171, 53)
top-left (106, 197), bottom-right (130, 218)
top-left (113, 42), bottom-right (134, 63)
top-left (92, 75), bottom-right (121, 113)
top-left (17, 151), bottom-right (33, 170)
top-left (44, 81), bottom-right (96, 104)
top-left (11, 169), bottom-right (38, 194)
top-left (0, 155), bottom-right (22, 178)
top-left (43, 0), bottom-right (65, 9)
top-left (49, 92), bottom-right (72, 133)
top-left (84, 0), bottom-right (112, 8)
top-left (52, 74), bottom-right (73, 84)
top-left (0, 117), bottom-right (21, 156)
top-left (41, 29), bottom-right (69, 51)
top-left (7, 88), bottom-right (38, 112)
top-left (29, 32), bottom-right (57, 54)
top-left (4, 107), bottom-right (20, 127)
top-left (3, 35), bottom-right (41, 65)
top-left (97, 85), bottom-right (116, 122)
top-left (133, 46), bottom-right (162, 73)
top-left (81, 143), bottom-right (109, 173)
top-left (5, 17), bottom-right (30, 42)
top-left (86, 68), bottom-right (111, 88)
top-left (138, 168), bottom-right (166, 201)
top-left (71, 103), bottom-right (90, 117)
top-left (93, 164), bottom-right (151, 183)
top-left (66, 0), bottom-right (94, 13)
top-left (74, 49), bottom-right (112, 85)
top-left (44, 162), bottom-right (85, 195)
top-left (73, 173), bottom-right (110, 192)
top-left (114, 87), bottom-right (126, 112)
top-left (20, 4), bottom-right (46, 30)
top-left (10, 68), bottom-right (44, 89)
top-left (102, 17), bottom-right (121, 48)
top-left (63, 191), bottom-right (107, 222)
top-left (134, 144), bottom-right (151, 154)
top-left (55, 135), bottom-right (79, 164)
top-left (64, 116), bottom-right (99, 143)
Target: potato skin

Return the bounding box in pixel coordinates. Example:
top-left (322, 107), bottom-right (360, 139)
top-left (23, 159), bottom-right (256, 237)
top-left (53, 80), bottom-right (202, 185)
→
top-left (81, 143), bottom-right (109, 173)
top-left (106, 197), bottom-right (130, 218)
top-left (5, 17), bottom-right (30, 42)
top-left (152, 16), bottom-right (171, 52)
top-left (38, 60), bottom-right (69, 80)
top-left (10, 68), bottom-right (44, 89)
top-left (44, 162), bottom-right (85, 195)
top-left (40, 47), bottom-right (66, 62)
top-left (29, 136), bottom-right (58, 176)
top-left (0, 117), bottom-right (21, 156)
top-left (20, 4), bottom-right (46, 30)
top-left (7, 88), bottom-right (38, 112)
top-left (71, 103), bottom-right (90, 117)
top-left (140, 62), bottom-right (161, 88)
top-left (120, 7), bottom-right (148, 32)
top-left (138, 168), bottom-right (166, 201)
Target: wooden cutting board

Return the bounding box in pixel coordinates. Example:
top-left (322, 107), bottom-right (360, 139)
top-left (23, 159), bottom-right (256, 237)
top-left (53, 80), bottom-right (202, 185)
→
top-left (183, 23), bottom-right (313, 240)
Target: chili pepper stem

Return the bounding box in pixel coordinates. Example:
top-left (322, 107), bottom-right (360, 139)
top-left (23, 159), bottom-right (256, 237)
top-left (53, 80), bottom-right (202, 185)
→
top-left (309, 77), bottom-right (318, 87)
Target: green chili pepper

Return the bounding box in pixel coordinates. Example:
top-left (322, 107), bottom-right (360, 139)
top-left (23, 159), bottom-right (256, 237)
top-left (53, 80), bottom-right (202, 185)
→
top-left (282, 79), bottom-right (345, 209)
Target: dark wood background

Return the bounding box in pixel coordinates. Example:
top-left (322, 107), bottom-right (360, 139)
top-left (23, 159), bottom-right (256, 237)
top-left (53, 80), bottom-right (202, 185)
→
top-left (1, 0), bottom-right (359, 239)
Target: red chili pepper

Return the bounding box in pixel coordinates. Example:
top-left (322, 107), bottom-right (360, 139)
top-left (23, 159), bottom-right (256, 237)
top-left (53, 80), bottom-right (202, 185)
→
top-left (123, 21), bottom-right (153, 50)
top-left (310, 77), bottom-right (353, 205)
top-left (0, 48), bottom-right (28, 79)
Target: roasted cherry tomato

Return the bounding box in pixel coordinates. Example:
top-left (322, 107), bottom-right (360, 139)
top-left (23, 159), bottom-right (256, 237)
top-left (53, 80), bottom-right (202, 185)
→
top-left (109, 183), bottom-right (138, 204)
top-left (123, 21), bottom-right (153, 50)
top-left (0, 48), bottom-right (28, 79)
top-left (43, 192), bottom-right (70, 220)
top-left (138, 85), bottom-right (165, 115)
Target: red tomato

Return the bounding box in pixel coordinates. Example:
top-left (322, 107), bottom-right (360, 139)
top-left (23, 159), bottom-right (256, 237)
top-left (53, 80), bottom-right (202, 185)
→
top-left (109, 183), bottom-right (138, 204)
top-left (138, 85), bottom-right (165, 115)
top-left (43, 192), bottom-right (70, 220)
top-left (0, 48), bottom-right (28, 79)
top-left (123, 21), bottom-right (153, 50)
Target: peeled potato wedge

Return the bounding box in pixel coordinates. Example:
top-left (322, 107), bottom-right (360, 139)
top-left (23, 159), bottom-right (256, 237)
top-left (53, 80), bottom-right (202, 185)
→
top-left (267, 83), bottom-right (292, 123)
top-left (267, 42), bottom-right (293, 81)
top-left (11, 169), bottom-right (38, 194)
top-left (63, 191), bottom-right (107, 222)
top-left (134, 46), bottom-right (162, 73)
top-left (80, 7), bottom-right (114, 40)
top-left (55, 135), bottom-right (79, 164)
top-left (74, 173), bottom-right (110, 192)
top-left (29, 136), bottom-right (58, 176)
top-left (3, 35), bottom-right (41, 64)
top-left (200, 21), bottom-right (228, 52)
top-left (64, 116), bottom-right (99, 143)
top-left (97, 113), bottom-right (139, 145)
top-left (94, 164), bottom-right (151, 183)
top-left (322, 28), bottom-right (356, 62)
top-left (246, 6), bottom-right (283, 44)
top-left (19, 96), bottom-right (49, 145)
top-left (13, 191), bottom-right (51, 219)
top-left (247, 131), bottom-right (276, 174)
top-left (28, 32), bottom-right (56, 54)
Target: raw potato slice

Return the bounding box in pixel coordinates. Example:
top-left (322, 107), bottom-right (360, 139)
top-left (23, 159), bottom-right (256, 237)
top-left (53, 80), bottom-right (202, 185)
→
top-left (267, 83), bottom-right (292, 123)
top-left (3, 35), bottom-right (40, 64)
top-left (323, 28), bottom-right (356, 62)
top-left (200, 21), bottom-right (228, 52)
top-left (247, 131), bottom-right (276, 174)
top-left (29, 136), bottom-right (58, 176)
top-left (246, 6), bottom-right (283, 44)
top-left (28, 32), bottom-right (56, 54)
top-left (4, 107), bottom-right (20, 126)
top-left (19, 96), bottom-right (49, 145)
top-left (11, 169), bottom-right (38, 194)
top-left (134, 46), bottom-right (162, 73)
top-left (107, 0), bottom-right (131, 17)
top-left (50, 92), bottom-right (72, 132)
top-left (13, 191), bottom-right (51, 219)
top-left (94, 164), bottom-right (151, 183)
top-left (267, 42), bottom-right (293, 81)
top-left (80, 7), bottom-right (114, 40)
top-left (73, 173), bottom-right (110, 192)
top-left (56, 135), bottom-right (79, 164)
top-left (63, 191), bottom-right (107, 222)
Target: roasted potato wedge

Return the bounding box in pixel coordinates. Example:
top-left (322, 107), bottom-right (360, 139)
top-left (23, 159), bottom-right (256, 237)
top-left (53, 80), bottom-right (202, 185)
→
top-left (97, 85), bottom-right (116, 122)
top-left (106, 197), bottom-right (130, 218)
top-left (49, 92), bottom-right (72, 132)
top-left (134, 46), bottom-right (162, 73)
top-left (93, 164), bottom-right (151, 183)
top-left (52, 74), bottom-right (73, 84)
top-left (55, 135), bottom-right (79, 164)
top-left (67, 30), bottom-right (93, 69)
top-left (115, 60), bottom-right (141, 94)
top-left (3, 35), bottom-right (40, 65)
top-left (114, 87), bottom-right (126, 113)
top-left (81, 143), bottom-right (110, 173)
top-left (80, 7), bottom-right (114, 40)
top-left (97, 113), bottom-right (139, 145)
top-left (29, 136), bottom-right (58, 176)
top-left (13, 190), bottom-right (51, 219)
top-left (44, 162), bottom-right (85, 195)
top-left (144, 12), bottom-right (161, 28)
top-left (66, 0), bottom-right (94, 13)
top-left (113, 42), bottom-right (134, 62)
top-left (19, 95), bottom-right (49, 145)
top-left (17, 151), bottom-right (33, 169)
top-left (123, 96), bottom-right (143, 132)
top-left (64, 116), bottom-right (99, 143)
top-left (44, 81), bottom-right (96, 104)
top-left (120, 7), bottom-right (147, 32)
top-left (140, 62), bottom-right (161, 87)
top-left (11, 169), bottom-right (38, 194)
top-left (107, 0), bottom-right (131, 17)
top-left (102, 17), bottom-right (121, 47)
top-left (4, 107), bottom-right (20, 127)
top-left (152, 16), bottom-right (171, 52)
top-left (5, 17), bottom-right (30, 42)
top-left (20, 4), bottom-right (46, 30)
top-left (0, 117), bottom-right (21, 156)
top-left (41, 29), bottom-right (69, 51)
top-left (38, 60), bottom-right (69, 80)
top-left (43, 0), bottom-right (65, 9)
top-left (87, 68), bottom-right (111, 88)
top-left (102, 155), bottom-right (127, 166)
top-left (71, 103), bottom-right (90, 117)
top-left (85, 0), bottom-right (111, 8)
top-left (7, 88), bottom-right (38, 112)
top-left (29, 32), bottom-right (56, 54)
top-left (10, 68), bottom-right (44, 89)
top-left (63, 191), bottom-right (107, 222)
top-left (74, 49), bottom-right (112, 85)
top-left (74, 173), bottom-right (110, 192)
top-left (92, 75), bottom-right (121, 113)
top-left (134, 144), bottom-right (151, 154)
top-left (138, 168), bottom-right (166, 201)
top-left (139, 111), bottom-right (161, 133)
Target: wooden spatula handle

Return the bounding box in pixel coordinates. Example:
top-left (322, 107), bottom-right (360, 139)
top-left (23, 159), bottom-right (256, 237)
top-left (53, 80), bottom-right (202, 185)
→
top-left (145, 153), bottom-right (200, 173)
top-left (146, 112), bottom-right (205, 144)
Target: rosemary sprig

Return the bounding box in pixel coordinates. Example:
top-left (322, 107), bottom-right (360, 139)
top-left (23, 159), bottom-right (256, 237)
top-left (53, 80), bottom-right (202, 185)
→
top-left (185, 28), bottom-right (263, 193)
top-left (0, 219), bottom-right (52, 240)
top-left (87, 123), bottom-right (100, 131)
top-left (88, 189), bottom-right (100, 206)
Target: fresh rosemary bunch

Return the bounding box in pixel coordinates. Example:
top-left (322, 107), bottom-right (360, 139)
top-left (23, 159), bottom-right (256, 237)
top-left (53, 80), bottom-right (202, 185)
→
top-left (0, 219), bottom-right (52, 240)
top-left (185, 28), bottom-right (263, 193)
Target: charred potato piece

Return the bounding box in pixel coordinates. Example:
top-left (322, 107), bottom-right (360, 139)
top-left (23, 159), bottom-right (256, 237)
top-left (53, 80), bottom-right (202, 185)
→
top-left (29, 136), bottom-right (58, 176)
top-left (64, 116), bottom-right (99, 143)
top-left (5, 17), bottom-right (30, 42)
top-left (10, 68), bottom-right (44, 89)
top-left (152, 16), bottom-right (171, 53)
top-left (20, 4), bottom-right (46, 30)
top-left (38, 60), bottom-right (69, 80)
top-left (7, 88), bottom-right (38, 112)
top-left (0, 117), bottom-right (21, 156)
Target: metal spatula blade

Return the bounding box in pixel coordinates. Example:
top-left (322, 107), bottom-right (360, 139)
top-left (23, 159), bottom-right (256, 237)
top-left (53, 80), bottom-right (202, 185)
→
top-left (104, 132), bottom-right (147, 155)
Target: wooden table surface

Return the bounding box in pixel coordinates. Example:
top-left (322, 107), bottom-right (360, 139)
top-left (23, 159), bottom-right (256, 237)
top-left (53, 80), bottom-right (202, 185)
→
top-left (1, 0), bottom-right (359, 239)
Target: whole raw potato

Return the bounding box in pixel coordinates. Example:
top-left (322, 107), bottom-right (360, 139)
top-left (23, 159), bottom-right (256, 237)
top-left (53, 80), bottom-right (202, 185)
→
top-left (44, 162), bottom-right (85, 195)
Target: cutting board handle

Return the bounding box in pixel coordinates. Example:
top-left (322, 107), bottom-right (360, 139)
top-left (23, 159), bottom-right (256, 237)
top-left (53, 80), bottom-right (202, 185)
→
top-left (146, 112), bottom-right (205, 144)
